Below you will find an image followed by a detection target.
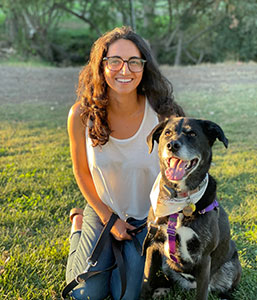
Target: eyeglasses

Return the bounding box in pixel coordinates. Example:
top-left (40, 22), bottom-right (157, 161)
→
top-left (103, 56), bottom-right (146, 73)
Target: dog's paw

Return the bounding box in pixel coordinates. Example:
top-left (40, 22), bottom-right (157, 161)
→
top-left (152, 287), bottom-right (171, 299)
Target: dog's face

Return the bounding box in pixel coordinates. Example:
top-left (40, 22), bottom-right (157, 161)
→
top-left (147, 117), bottom-right (228, 191)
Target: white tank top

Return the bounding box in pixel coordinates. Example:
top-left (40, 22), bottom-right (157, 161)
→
top-left (86, 100), bottom-right (160, 220)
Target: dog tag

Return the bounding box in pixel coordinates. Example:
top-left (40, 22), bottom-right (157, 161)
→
top-left (183, 203), bottom-right (196, 217)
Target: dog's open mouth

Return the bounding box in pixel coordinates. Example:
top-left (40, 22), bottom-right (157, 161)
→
top-left (165, 157), bottom-right (199, 181)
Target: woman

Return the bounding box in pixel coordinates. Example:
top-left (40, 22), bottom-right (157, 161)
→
top-left (65, 26), bottom-right (184, 300)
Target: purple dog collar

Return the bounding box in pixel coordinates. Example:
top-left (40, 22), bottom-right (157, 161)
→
top-left (167, 199), bottom-right (219, 262)
top-left (198, 199), bottom-right (219, 214)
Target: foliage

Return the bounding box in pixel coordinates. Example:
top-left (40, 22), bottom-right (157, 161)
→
top-left (0, 0), bottom-right (68, 61)
top-left (212, 0), bottom-right (257, 62)
top-left (0, 0), bottom-right (256, 65)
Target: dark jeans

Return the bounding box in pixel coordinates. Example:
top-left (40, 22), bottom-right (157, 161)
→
top-left (66, 204), bottom-right (147, 300)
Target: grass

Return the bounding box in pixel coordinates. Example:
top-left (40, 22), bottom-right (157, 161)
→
top-left (0, 63), bottom-right (256, 299)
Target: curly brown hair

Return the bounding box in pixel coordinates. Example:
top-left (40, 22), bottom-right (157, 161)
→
top-left (77, 26), bottom-right (185, 147)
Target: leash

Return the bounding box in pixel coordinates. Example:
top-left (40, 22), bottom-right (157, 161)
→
top-left (167, 214), bottom-right (178, 263)
top-left (62, 213), bottom-right (146, 300)
top-left (142, 221), bottom-right (160, 256)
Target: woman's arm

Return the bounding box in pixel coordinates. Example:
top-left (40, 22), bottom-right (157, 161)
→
top-left (67, 102), bottom-right (135, 240)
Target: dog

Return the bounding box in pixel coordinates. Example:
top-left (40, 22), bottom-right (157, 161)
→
top-left (141, 117), bottom-right (241, 300)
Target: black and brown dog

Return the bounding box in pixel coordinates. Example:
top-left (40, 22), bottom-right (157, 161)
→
top-left (141, 117), bottom-right (241, 300)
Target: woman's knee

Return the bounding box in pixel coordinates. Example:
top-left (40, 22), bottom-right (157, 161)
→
top-left (70, 284), bottom-right (87, 300)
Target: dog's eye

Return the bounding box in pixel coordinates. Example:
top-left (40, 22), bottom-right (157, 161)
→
top-left (186, 131), bottom-right (197, 137)
top-left (165, 129), bottom-right (172, 136)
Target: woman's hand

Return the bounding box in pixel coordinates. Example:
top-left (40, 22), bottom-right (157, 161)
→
top-left (111, 218), bottom-right (136, 241)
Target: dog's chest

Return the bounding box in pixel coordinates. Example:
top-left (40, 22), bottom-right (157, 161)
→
top-left (162, 213), bottom-right (201, 265)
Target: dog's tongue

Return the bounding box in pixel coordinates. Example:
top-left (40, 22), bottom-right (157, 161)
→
top-left (165, 157), bottom-right (187, 181)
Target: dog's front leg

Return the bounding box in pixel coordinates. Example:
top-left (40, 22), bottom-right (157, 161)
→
top-left (195, 255), bottom-right (211, 300)
top-left (142, 246), bottom-right (169, 299)
top-left (142, 246), bottom-right (161, 298)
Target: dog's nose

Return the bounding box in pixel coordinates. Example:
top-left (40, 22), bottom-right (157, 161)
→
top-left (167, 140), bottom-right (181, 152)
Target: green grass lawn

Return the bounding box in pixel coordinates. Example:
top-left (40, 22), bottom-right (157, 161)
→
top-left (0, 64), bottom-right (256, 299)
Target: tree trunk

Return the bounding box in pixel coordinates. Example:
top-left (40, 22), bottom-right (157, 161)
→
top-left (5, 15), bottom-right (19, 44)
top-left (129, 0), bottom-right (136, 31)
top-left (143, 0), bottom-right (155, 28)
top-left (174, 30), bottom-right (183, 66)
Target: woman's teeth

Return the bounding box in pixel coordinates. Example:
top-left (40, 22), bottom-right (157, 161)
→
top-left (116, 78), bottom-right (132, 83)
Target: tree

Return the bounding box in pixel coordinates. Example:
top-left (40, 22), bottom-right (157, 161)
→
top-left (212, 0), bottom-right (257, 62)
top-left (1, 0), bottom-right (66, 61)
top-left (137, 0), bottom-right (228, 65)
top-left (56, 0), bottom-right (139, 34)
top-left (1, 0), bottom-right (256, 65)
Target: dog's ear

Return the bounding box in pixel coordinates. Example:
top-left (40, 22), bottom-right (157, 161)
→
top-left (147, 120), bottom-right (169, 153)
top-left (200, 120), bottom-right (228, 148)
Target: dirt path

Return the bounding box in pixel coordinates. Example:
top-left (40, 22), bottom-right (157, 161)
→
top-left (0, 62), bottom-right (256, 105)
top-left (0, 66), bottom-right (80, 105)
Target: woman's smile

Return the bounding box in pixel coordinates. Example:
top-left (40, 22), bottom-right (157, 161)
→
top-left (115, 78), bottom-right (133, 84)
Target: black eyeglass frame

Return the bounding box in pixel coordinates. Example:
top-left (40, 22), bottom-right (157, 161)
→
top-left (102, 56), bottom-right (147, 73)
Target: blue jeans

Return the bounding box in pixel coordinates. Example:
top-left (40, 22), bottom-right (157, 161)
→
top-left (66, 204), bottom-right (147, 300)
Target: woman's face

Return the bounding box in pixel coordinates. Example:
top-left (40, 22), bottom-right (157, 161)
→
top-left (103, 39), bottom-right (143, 96)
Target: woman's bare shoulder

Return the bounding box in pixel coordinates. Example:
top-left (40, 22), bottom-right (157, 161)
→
top-left (69, 101), bottom-right (81, 118)
top-left (68, 102), bottom-right (84, 134)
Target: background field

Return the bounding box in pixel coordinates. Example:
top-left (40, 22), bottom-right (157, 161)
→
top-left (0, 62), bottom-right (256, 299)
